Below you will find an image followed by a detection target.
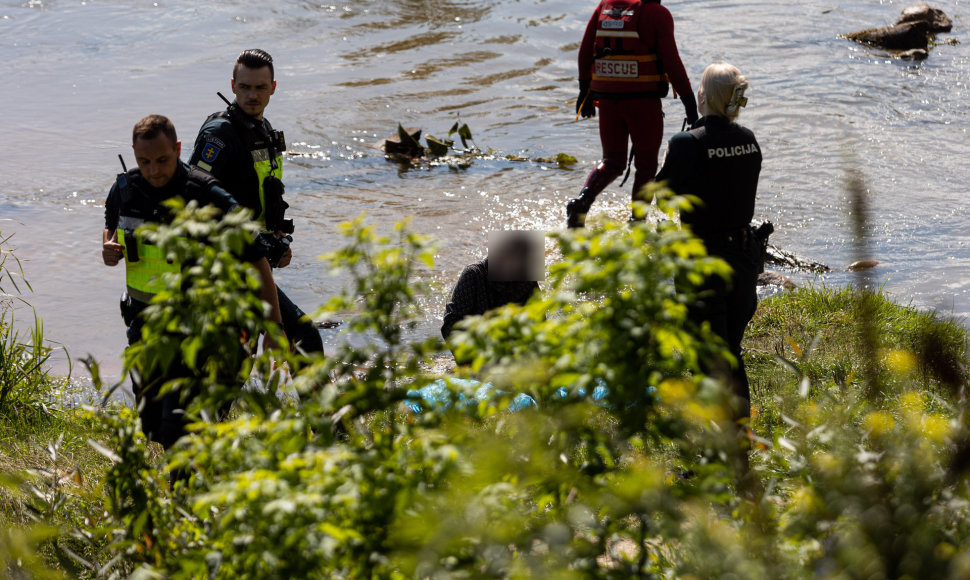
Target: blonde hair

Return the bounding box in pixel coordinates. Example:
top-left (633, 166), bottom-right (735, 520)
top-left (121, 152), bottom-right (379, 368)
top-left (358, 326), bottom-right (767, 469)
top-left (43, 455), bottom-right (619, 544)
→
top-left (699, 63), bottom-right (749, 121)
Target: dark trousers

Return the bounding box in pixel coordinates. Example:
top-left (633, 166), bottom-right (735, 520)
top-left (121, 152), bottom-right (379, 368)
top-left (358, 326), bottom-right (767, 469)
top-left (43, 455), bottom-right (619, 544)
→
top-left (276, 285), bottom-right (324, 355)
top-left (122, 286), bottom-right (322, 449)
top-left (123, 298), bottom-right (232, 451)
top-left (596, 97), bottom-right (665, 197)
top-left (688, 233), bottom-right (760, 418)
top-left (123, 297), bottom-right (194, 450)
top-left (687, 233), bottom-right (761, 492)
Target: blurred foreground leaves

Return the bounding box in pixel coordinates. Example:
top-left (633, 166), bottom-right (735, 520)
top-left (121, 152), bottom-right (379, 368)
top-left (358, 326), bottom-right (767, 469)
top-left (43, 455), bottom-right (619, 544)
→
top-left (4, 188), bottom-right (970, 579)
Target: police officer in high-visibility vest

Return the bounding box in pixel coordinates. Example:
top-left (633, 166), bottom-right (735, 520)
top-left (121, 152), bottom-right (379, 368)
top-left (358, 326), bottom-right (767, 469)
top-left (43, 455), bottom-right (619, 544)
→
top-left (102, 115), bottom-right (284, 449)
top-left (189, 49), bottom-right (325, 355)
top-left (567, 0), bottom-right (698, 228)
top-left (655, 62), bottom-right (764, 440)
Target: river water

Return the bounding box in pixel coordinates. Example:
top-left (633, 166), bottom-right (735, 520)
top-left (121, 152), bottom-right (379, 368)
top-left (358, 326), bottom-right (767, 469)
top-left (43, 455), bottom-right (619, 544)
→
top-left (1, 0), bottom-right (968, 383)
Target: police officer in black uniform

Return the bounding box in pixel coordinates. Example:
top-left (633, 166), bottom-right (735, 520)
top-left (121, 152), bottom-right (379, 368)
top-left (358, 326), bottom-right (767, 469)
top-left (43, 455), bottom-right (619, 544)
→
top-left (655, 63), bottom-right (764, 421)
top-left (103, 114), bottom-right (283, 449)
top-left (189, 48), bottom-right (325, 355)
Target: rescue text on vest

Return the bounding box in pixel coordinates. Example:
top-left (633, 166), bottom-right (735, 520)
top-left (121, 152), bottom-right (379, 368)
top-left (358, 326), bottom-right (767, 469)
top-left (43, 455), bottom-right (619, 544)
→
top-left (594, 60), bottom-right (639, 78)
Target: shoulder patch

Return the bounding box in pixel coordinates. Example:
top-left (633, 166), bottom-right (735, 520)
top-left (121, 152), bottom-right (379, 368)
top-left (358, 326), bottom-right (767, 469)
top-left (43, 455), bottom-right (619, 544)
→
top-left (202, 131), bottom-right (227, 147)
top-left (200, 142), bottom-right (222, 163)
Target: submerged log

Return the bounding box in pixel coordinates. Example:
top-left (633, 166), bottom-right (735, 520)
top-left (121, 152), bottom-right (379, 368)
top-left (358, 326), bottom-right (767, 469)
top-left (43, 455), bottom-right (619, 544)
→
top-left (765, 245), bottom-right (830, 273)
top-left (845, 21), bottom-right (930, 51)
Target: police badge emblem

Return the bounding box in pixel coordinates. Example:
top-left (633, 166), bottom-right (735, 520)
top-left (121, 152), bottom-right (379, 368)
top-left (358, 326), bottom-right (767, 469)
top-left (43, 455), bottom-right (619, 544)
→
top-left (202, 143), bottom-right (222, 163)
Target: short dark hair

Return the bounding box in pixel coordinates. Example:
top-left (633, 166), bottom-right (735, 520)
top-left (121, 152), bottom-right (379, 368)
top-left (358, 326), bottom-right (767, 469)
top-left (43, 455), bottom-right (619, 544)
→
top-left (233, 49), bottom-right (275, 80)
top-left (132, 114), bottom-right (178, 147)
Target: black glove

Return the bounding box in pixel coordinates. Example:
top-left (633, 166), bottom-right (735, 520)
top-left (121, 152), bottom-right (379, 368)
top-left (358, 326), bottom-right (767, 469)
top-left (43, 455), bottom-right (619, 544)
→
top-left (256, 232), bottom-right (293, 268)
top-left (681, 91), bottom-right (699, 127)
top-left (262, 176), bottom-right (292, 233)
top-left (577, 80), bottom-right (596, 119)
top-left (264, 174), bottom-right (284, 199)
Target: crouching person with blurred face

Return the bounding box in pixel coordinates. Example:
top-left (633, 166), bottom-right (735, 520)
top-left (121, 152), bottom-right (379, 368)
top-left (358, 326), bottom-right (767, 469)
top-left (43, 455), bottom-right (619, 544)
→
top-left (441, 231), bottom-right (544, 364)
top-left (101, 114), bottom-right (284, 449)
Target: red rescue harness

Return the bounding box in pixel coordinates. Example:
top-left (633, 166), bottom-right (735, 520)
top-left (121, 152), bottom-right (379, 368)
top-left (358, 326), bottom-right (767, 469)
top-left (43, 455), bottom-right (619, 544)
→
top-left (590, 0), bottom-right (670, 97)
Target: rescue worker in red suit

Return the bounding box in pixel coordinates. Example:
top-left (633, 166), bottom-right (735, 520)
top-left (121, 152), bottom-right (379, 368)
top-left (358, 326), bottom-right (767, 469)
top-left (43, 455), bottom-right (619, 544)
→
top-left (567, 0), bottom-right (698, 228)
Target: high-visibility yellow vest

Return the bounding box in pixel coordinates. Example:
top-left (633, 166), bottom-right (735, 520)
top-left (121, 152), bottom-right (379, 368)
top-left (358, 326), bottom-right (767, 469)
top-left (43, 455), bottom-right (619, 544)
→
top-left (251, 146), bottom-right (283, 226)
top-left (117, 216), bottom-right (180, 304)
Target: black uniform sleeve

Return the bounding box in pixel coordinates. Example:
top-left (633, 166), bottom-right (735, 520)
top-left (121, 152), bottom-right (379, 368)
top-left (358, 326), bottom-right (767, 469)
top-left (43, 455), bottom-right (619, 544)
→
top-left (239, 237), bottom-right (268, 264)
top-left (751, 132), bottom-right (764, 170)
top-left (104, 181), bottom-right (121, 231)
top-left (199, 180), bottom-right (241, 215)
top-left (201, 179), bottom-right (268, 263)
top-left (656, 132), bottom-right (699, 195)
top-left (189, 117), bottom-right (237, 180)
top-left (748, 131), bottom-right (764, 196)
top-left (441, 264), bottom-right (489, 340)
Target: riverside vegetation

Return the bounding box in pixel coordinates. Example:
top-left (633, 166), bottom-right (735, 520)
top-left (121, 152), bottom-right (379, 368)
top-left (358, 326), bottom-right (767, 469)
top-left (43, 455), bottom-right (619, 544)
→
top-left (2, 182), bottom-right (970, 578)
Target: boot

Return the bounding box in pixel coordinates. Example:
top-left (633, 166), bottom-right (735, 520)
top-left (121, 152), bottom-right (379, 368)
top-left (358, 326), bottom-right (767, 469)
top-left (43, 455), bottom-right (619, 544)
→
top-left (566, 162), bottom-right (623, 229)
top-left (566, 189), bottom-right (597, 229)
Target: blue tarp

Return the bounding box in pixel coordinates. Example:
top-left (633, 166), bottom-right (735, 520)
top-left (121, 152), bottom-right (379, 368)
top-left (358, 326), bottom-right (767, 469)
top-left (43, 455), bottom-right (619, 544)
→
top-left (405, 378), bottom-right (658, 415)
top-left (405, 378), bottom-right (536, 414)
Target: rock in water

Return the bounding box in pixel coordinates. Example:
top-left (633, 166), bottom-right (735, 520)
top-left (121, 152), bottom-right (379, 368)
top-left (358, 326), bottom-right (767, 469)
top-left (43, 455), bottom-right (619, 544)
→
top-left (847, 260), bottom-right (881, 271)
top-left (896, 3), bottom-right (952, 33)
top-left (846, 21), bottom-right (930, 50)
top-left (758, 271), bottom-right (798, 290)
top-left (899, 48), bottom-right (929, 61)
top-left (845, 4), bottom-right (953, 53)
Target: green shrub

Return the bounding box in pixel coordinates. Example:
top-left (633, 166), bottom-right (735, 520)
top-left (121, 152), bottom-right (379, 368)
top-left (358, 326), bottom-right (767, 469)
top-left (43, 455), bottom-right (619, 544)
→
top-left (6, 186), bottom-right (970, 579)
top-left (74, 190), bottom-right (742, 578)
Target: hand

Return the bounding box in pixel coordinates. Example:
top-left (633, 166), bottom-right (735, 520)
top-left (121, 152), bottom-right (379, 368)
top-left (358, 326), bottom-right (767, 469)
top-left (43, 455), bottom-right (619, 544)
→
top-left (274, 231), bottom-right (292, 268)
top-left (685, 108), bottom-right (699, 127)
top-left (276, 245), bottom-right (292, 269)
top-left (682, 92), bottom-right (699, 127)
top-left (577, 80), bottom-right (596, 119)
top-left (102, 230), bottom-right (123, 266)
top-left (263, 330), bottom-right (287, 353)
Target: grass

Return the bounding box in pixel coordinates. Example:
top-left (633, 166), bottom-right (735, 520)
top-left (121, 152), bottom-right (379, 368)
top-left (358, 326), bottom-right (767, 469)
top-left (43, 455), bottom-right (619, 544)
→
top-left (1, 230), bottom-right (116, 575)
top-left (746, 284), bottom-right (968, 436)
top-left (0, 395), bottom-right (111, 512)
top-left (0, 371), bottom-right (115, 574)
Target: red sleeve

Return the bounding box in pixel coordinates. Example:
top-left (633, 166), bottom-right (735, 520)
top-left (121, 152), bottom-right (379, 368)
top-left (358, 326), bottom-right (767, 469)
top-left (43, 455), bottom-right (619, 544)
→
top-left (578, 3), bottom-right (603, 81)
top-left (644, 4), bottom-right (693, 98)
